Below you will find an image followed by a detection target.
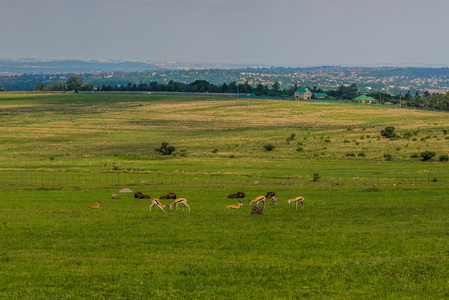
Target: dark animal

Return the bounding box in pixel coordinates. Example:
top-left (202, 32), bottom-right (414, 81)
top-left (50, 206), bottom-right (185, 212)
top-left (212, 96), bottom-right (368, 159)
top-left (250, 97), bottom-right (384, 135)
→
top-left (265, 192), bottom-right (276, 198)
top-left (159, 193), bottom-right (177, 199)
top-left (250, 205), bottom-right (263, 215)
top-left (134, 192), bottom-right (151, 199)
top-left (227, 191), bottom-right (246, 198)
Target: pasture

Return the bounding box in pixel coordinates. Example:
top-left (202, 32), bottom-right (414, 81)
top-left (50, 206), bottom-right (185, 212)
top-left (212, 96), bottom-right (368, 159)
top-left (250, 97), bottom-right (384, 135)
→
top-left (1, 93), bottom-right (449, 299)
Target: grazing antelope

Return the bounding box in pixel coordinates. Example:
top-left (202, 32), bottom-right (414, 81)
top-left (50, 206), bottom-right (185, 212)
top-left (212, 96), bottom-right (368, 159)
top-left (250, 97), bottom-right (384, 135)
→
top-left (226, 201), bottom-right (243, 209)
top-left (268, 196), bottom-right (278, 206)
top-left (149, 199), bottom-right (167, 212)
top-left (88, 201), bottom-right (101, 209)
top-left (168, 198), bottom-right (190, 211)
top-left (249, 196), bottom-right (266, 206)
top-left (288, 197), bottom-right (305, 210)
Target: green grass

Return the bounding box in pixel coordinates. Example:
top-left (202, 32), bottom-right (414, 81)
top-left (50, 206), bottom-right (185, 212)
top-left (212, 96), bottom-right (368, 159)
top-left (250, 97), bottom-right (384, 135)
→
top-left (1, 184), bottom-right (449, 299)
top-left (1, 93), bottom-right (449, 298)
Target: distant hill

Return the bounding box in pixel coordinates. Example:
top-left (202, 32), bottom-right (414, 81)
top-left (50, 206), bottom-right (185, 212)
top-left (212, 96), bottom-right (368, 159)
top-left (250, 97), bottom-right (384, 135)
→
top-left (0, 58), bottom-right (165, 73)
top-left (0, 58), bottom-right (255, 74)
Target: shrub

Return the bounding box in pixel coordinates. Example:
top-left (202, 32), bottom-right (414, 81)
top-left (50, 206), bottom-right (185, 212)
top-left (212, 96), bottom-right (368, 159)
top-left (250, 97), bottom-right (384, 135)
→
top-left (324, 139), bottom-right (331, 143)
top-left (439, 154), bottom-right (449, 162)
top-left (381, 126), bottom-right (397, 138)
top-left (346, 153), bottom-right (355, 157)
top-left (155, 142), bottom-right (176, 155)
top-left (312, 173), bottom-right (320, 182)
top-left (286, 133), bottom-right (296, 142)
top-left (410, 153), bottom-right (419, 158)
top-left (384, 154), bottom-right (393, 161)
top-left (443, 129), bottom-right (448, 135)
top-left (420, 151), bottom-right (436, 161)
top-left (264, 144), bottom-right (276, 151)
top-left (296, 147), bottom-right (304, 152)
top-left (212, 149), bottom-right (218, 153)
top-left (358, 152), bottom-right (366, 157)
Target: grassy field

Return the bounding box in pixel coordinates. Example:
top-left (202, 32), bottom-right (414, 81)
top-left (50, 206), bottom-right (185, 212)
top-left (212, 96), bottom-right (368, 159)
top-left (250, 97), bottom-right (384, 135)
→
top-left (1, 93), bottom-right (449, 299)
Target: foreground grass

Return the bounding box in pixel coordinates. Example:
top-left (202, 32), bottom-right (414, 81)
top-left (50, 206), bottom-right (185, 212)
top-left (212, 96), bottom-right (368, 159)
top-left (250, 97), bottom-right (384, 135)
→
top-left (1, 183), bottom-right (449, 299)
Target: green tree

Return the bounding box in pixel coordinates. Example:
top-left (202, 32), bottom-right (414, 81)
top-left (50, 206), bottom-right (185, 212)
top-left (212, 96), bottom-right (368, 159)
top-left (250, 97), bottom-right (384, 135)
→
top-left (272, 82), bottom-right (281, 95)
top-left (155, 142), bottom-right (176, 155)
top-left (66, 76), bottom-right (84, 92)
top-left (34, 83), bottom-right (45, 91)
top-left (381, 126), bottom-right (397, 139)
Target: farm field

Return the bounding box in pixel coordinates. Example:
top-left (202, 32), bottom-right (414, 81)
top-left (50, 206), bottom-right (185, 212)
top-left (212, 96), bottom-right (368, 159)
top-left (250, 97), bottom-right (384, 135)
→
top-left (1, 93), bottom-right (449, 299)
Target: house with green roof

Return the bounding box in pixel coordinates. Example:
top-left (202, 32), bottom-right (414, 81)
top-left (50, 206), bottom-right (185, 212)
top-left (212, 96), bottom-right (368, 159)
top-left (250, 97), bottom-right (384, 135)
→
top-left (353, 95), bottom-right (376, 104)
top-left (314, 92), bottom-right (328, 99)
top-left (294, 87), bottom-right (312, 100)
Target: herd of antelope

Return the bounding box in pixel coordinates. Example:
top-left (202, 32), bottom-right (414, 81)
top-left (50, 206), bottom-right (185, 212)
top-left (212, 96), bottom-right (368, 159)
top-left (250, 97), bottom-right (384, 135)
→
top-left (226, 191), bottom-right (305, 210)
top-left (88, 191), bottom-right (304, 211)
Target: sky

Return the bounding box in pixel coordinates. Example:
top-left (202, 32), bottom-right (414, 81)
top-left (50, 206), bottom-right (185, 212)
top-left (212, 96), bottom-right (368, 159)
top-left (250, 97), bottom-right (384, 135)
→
top-left (2, 0), bottom-right (449, 66)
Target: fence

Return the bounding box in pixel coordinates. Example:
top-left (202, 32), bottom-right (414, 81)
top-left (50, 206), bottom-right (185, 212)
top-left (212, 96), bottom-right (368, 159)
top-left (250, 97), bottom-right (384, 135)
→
top-left (1, 169), bottom-right (448, 187)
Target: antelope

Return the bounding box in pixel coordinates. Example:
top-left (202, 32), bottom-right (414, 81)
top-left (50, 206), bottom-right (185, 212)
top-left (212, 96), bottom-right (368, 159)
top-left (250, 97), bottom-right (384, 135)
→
top-left (88, 201), bottom-right (101, 209)
top-left (226, 201), bottom-right (243, 209)
top-left (288, 197), bottom-right (305, 210)
top-left (249, 196), bottom-right (266, 206)
top-left (168, 198), bottom-right (190, 211)
top-left (149, 199), bottom-right (167, 212)
top-left (268, 196), bottom-right (278, 206)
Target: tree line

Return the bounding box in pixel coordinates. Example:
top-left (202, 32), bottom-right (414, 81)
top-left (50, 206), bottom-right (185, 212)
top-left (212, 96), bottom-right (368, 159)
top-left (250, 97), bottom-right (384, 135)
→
top-left (32, 76), bottom-right (449, 111)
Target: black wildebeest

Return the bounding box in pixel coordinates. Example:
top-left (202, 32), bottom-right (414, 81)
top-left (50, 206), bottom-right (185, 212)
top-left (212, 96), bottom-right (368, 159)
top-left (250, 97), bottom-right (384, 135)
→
top-left (134, 192), bottom-right (151, 199)
top-left (159, 193), bottom-right (177, 199)
top-left (265, 192), bottom-right (276, 198)
top-left (227, 191), bottom-right (246, 198)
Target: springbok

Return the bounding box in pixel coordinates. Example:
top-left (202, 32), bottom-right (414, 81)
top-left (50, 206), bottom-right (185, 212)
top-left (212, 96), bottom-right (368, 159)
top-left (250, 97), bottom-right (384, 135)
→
top-left (267, 196), bottom-right (278, 206)
top-left (288, 197), bottom-right (305, 210)
top-left (168, 198), bottom-right (190, 211)
top-left (226, 201), bottom-right (243, 209)
top-left (249, 196), bottom-right (266, 206)
top-left (88, 201), bottom-right (101, 209)
top-left (149, 199), bottom-right (167, 212)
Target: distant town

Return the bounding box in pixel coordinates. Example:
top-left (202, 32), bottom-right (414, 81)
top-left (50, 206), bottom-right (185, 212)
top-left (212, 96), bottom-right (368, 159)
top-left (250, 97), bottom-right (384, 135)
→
top-left (2, 58), bottom-right (449, 95)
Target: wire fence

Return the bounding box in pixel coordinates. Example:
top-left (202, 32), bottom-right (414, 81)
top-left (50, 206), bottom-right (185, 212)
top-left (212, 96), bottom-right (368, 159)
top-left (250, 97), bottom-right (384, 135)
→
top-left (1, 169), bottom-right (448, 187)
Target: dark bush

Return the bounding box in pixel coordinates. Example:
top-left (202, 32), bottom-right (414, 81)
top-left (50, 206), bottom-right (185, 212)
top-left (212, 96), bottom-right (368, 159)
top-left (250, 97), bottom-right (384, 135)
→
top-left (155, 142), bottom-right (175, 155)
top-left (439, 154), bottom-right (449, 162)
top-left (381, 126), bottom-right (397, 139)
top-left (420, 151), bottom-right (436, 161)
top-left (264, 144), bottom-right (276, 151)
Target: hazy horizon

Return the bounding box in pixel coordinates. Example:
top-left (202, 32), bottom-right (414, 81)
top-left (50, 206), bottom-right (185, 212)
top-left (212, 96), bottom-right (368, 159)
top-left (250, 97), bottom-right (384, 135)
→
top-left (2, 0), bottom-right (449, 67)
